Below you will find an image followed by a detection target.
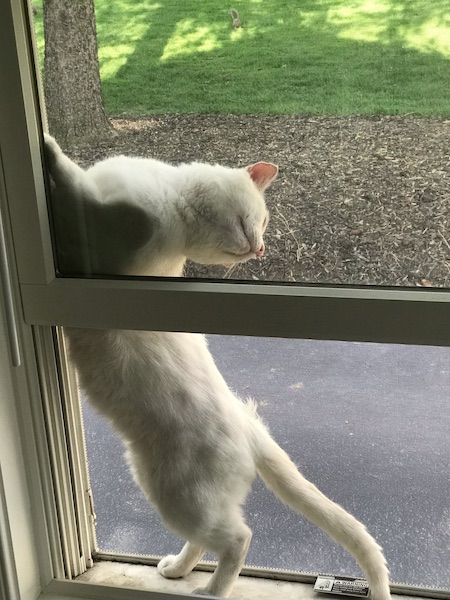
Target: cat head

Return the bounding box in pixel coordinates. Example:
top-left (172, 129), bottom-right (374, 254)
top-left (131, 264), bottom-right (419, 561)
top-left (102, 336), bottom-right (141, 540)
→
top-left (183, 161), bottom-right (278, 266)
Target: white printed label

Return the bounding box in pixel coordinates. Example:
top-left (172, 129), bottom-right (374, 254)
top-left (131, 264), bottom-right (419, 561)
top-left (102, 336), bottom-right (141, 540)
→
top-left (314, 575), bottom-right (369, 597)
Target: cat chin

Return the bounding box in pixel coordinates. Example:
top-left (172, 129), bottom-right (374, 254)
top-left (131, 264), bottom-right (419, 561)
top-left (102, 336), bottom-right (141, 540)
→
top-left (222, 260), bottom-right (253, 269)
top-left (222, 255), bottom-right (254, 268)
top-left (189, 251), bottom-right (255, 267)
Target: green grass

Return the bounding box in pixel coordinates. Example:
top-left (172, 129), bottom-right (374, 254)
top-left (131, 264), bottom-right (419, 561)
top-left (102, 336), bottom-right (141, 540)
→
top-left (33, 0), bottom-right (450, 116)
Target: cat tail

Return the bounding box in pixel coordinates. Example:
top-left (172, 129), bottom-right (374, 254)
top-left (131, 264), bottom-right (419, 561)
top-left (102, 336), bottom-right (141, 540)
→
top-left (252, 423), bottom-right (391, 600)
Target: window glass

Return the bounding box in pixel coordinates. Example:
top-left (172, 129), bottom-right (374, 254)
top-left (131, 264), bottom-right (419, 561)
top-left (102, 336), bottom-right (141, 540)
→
top-left (82, 335), bottom-right (450, 589)
top-left (44, 116), bottom-right (450, 288)
top-left (33, 2), bottom-right (450, 287)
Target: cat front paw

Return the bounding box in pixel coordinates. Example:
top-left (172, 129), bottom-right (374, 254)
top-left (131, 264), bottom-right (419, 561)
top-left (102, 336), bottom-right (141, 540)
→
top-left (157, 555), bottom-right (185, 579)
top-left (43, 133), bottom-right (60, 156)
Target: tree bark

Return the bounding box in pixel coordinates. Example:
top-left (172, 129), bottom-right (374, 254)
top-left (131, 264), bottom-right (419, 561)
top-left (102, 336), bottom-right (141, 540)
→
top-left (43, 0), bottom-right (114, 146)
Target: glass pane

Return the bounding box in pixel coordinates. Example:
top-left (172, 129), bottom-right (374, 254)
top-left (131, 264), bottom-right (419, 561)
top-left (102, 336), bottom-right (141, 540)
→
top-left (81, 335), bottom-right (450, 589)
top-left (34, 3), bottom-right (450, 287)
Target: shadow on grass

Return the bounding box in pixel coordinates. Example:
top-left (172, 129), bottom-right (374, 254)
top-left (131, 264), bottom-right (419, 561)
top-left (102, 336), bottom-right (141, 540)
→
top-left (95, 0), bottom-right (450, 115)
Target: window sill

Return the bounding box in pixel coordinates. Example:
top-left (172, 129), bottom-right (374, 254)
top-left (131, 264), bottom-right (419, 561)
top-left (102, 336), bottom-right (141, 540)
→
top-left (39, 561), bottom-right (442, 600)
top-left (76, 560), bottom-right (317, 599)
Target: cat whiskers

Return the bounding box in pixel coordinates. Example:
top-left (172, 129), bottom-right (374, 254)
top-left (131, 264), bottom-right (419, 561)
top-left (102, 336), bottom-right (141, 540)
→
top-left (224, 263), bottom-right (239, 279)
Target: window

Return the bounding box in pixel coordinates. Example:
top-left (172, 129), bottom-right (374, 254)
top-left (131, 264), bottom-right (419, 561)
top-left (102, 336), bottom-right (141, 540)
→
top-left (1, 2), bottom-right (450, 600)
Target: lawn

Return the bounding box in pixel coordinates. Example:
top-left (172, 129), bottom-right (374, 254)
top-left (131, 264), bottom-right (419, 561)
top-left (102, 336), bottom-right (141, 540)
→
top-left (33, 0), bottom-right (450, 116)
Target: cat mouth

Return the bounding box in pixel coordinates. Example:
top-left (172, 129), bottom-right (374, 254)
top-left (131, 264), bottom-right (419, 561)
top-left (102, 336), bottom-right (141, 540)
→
top-left (227, 250), bottom-right (252, 258)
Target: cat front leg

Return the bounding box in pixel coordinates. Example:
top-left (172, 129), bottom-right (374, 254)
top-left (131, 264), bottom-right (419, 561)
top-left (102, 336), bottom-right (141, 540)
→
top-left (44, 133), bottom-right (88, 188)
top-left (158, 542), bottom-right (204, 579)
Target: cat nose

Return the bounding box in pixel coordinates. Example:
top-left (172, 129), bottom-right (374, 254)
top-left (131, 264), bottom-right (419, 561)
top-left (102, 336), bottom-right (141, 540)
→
top-left (255, 243), bottom-right (265, 257)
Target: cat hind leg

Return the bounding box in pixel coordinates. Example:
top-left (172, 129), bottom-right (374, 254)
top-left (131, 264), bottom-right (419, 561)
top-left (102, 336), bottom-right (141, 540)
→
top-left (192, 521), bottom-right (252, 598)
top-left (158, 541), bottom-right (204, 579)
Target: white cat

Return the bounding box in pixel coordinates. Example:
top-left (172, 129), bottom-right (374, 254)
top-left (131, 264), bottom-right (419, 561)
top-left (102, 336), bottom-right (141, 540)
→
top-left (45, 134), bottom-right (391, 599)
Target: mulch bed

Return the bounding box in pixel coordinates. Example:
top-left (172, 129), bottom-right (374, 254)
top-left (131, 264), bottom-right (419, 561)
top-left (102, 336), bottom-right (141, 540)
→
top-left (69, 114), bottom-right (450, 287)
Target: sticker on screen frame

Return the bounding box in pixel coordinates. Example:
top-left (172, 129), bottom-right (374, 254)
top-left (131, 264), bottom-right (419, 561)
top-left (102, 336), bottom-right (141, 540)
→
top-left (314, 575), bottom-right (370, 597)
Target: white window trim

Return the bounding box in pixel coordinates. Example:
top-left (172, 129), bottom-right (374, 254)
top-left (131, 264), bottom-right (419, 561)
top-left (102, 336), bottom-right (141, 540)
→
top-left (1, 2), bottom-right (450, 600)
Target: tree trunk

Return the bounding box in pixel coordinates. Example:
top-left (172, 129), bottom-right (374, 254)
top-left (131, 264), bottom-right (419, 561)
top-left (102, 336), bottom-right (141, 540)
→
top-left (43, 0), bottom-right (114, 146)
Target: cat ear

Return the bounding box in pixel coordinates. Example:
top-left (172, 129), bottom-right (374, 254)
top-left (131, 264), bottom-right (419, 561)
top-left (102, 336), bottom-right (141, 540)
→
top-left (245, 162), bottom-right (278, 191)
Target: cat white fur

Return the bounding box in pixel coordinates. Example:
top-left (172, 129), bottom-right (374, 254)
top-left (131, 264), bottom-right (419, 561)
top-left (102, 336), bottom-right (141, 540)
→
top-left (44, 134), bottom-right (391, 599)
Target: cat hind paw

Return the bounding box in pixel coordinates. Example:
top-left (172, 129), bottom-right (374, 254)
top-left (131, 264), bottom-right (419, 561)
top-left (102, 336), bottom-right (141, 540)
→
top-left (192, 587), bottom-right (215, 597)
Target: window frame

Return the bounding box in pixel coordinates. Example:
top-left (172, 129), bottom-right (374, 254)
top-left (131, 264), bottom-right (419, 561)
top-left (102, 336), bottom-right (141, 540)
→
top-left (2, 0), bottom-right (450, 348)
top-left (1, 2), bottom-right (450, 600)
